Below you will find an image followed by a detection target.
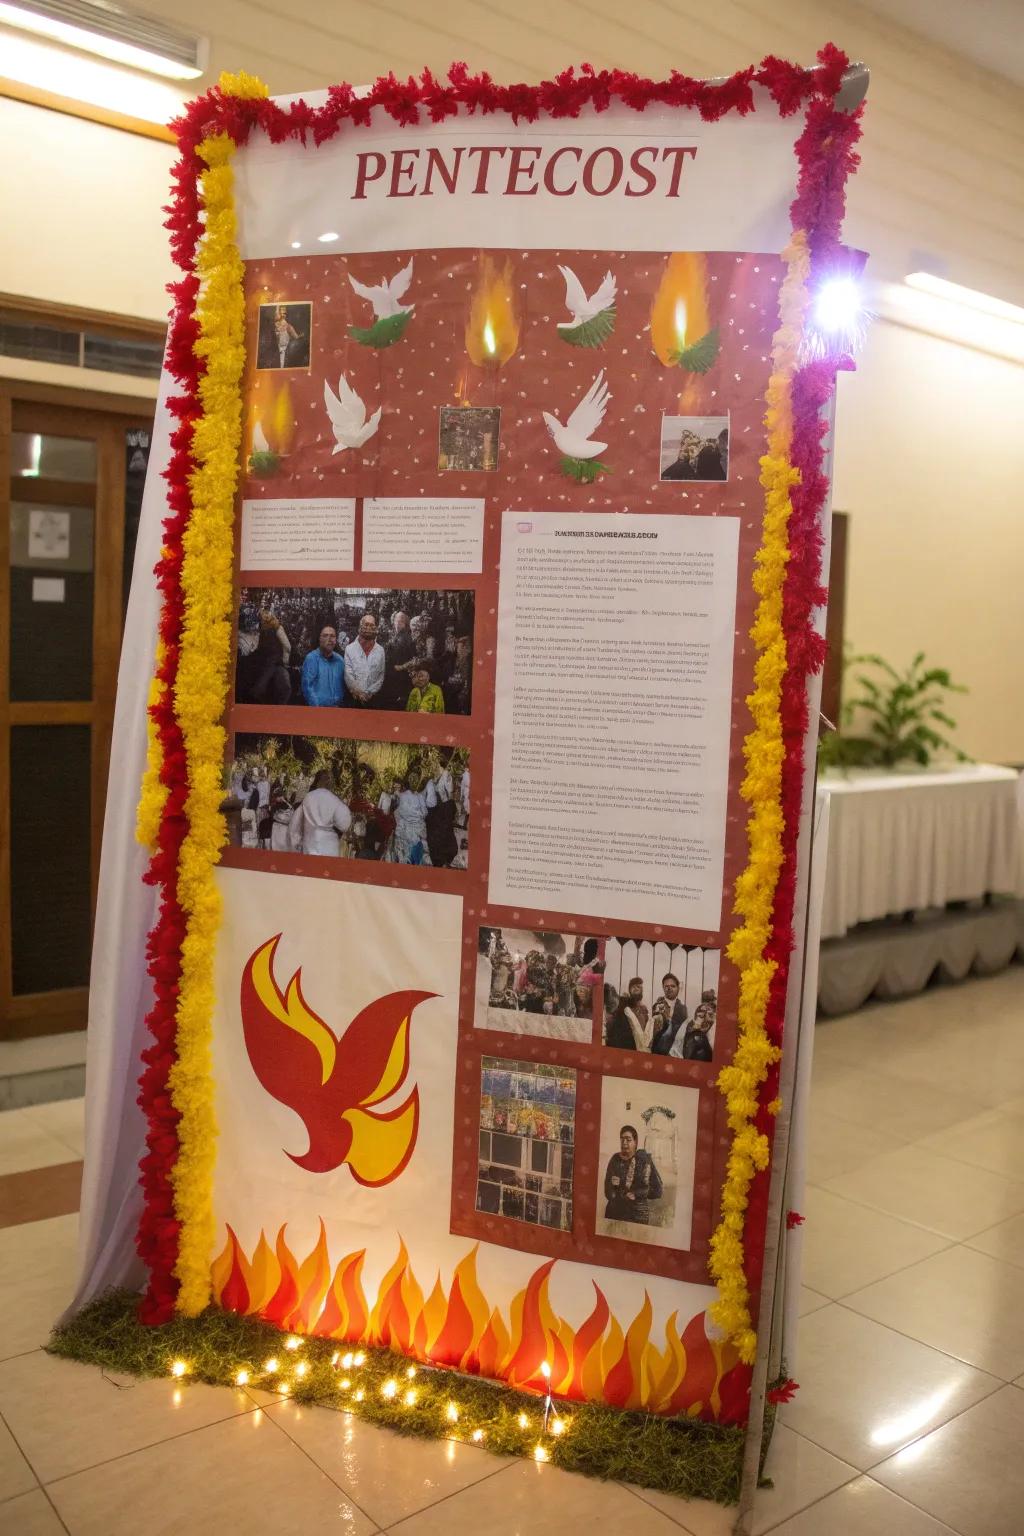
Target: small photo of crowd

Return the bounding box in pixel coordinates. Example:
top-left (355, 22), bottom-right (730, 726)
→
top-left (438, 406), bottom-right (501, 472)
top-left (477, 1056), bottom-right (575, 1234)
top-left (595, 1077), bottom-right (699, 1251)
top-left (659, 414), bottom-right (730, 482)
top-left (603, 939), bottom-right (720, 1062)
top-left (255, 302), bottom-right (312, 371)
top-left (236, 587), bottom-right (475, 714)
top-left (475, 927), bottom-right (601, 1044)
top-left (226, 733), bottom-right (469, 868)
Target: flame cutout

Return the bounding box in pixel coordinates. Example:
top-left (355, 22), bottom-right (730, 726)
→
top-left (211, 1225), bottom-right (741, 1417)
top-left (465, 256), bottom-right (520, 367)
top-left (240, 935), bottom-right (435, 1181)
top-left (650, 252), bottom-right (712, 365)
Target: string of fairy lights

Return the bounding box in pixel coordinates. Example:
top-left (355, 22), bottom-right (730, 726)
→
top-left (167, 1336), bottom-right (571, 1462)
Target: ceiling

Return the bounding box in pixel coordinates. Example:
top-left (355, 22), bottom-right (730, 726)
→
top-left (858, 0), bottom-right (1024, 86)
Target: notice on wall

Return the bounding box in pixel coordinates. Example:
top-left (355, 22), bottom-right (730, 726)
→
top-left (239, 497), bottom-right (356, 570)
top-left (488, 510), bottom-right (740, 930)
top-left (363, 497), bottom-right (485, 573)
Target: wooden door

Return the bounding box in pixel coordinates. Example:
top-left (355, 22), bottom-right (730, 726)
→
top-left (0, 388), bottom-right (154, 1038)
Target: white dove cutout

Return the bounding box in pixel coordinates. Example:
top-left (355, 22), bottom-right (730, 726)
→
top-left (348, 257), bottom-right (415, 319)
top-left (557, 265), bottom-right (616, 329)
top-left (543, 371), bottom-right (611, 461)
top-left (323, 374), bottom-right (381, 454)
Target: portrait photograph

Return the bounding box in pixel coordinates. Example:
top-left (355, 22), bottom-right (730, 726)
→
top-left (659, 414), bottom-right (730, 482)
top-left (474, 927), bottom-right (601, 1043)
top-left (235, 586), bottom-right (475, 714)
top-left (594, 1076), bottom-right (699, 1251)
top-left (256, 301), bottom-right (312, 371)
top-left (603, 939), bottom-right (720, 1061)
top-left (438, 406), bottom-right (501, 472)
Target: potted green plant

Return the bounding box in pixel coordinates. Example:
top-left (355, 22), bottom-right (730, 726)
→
top-left (819, 651), bottom-right (970, 771)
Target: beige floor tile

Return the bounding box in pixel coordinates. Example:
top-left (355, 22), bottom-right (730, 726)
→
top-left (800, 1187), bottom-right (949, 1299)
top-left (0, 1489), bottom-right (67, 1536)
top-left (47, 1408), bottom-right (378, 1536)
top-left (0, 1351), bottom-right (256, 1483)
top-left (389, 1459), bottom-right (681, 1534)
top-left (805, 1107), bottom-right (909, 1184)
top-left (767, 1475), bottom-right (959, 1535)
top-left (0, 1110), bottom-right (78, 1177)
top-left (845, 1245), bottom-right (1024, 1380)
top-left (822, 1143), bottom-right (1024, 1241)
top-left (0, 1411), bottom-right (37, 1501)
top-left (797, 1287), bottom-right (829, 1318)
top-left (783, 1305), bottom-right (1000, 1469)
top-left (0, 1280), bottom-right (75, 1364)
top-left (637, 1426), bottom-right (858, 1535)
top-left (808, 1063), bottom-right (987, 1142)
top-left (0, 1213), bottom-right (80, 1362)
top-left (918, 1109), bottom-right (1024, 1180)
top-left (266, 1398), bottom-right (509, 1527)
top-left (30, 1098), bottom-right (86, 1158)
top-left (968, 1212), bottom-right (1024, 1269)
top-left (873, 1384), bottom-right (1024, 1536)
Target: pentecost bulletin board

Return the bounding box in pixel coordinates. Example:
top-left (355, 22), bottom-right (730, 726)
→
top-left (120, 53), bottom-right (864, 1458)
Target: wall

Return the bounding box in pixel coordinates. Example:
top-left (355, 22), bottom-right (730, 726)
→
top-left (834, 321), bottom-right (1024, 763)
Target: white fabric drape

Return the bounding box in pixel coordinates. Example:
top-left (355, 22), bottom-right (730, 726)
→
top-left (818, 765), bottom-right (1023, 941)
top-left (70, 372), bottom-right (172, 1310)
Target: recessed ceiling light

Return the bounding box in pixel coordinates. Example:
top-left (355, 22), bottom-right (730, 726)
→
top-left (317, 232), bottom-right (340, 243)
top-left (904, 272), bottom-right (1024, 325)
top-left (290, 241), bottom-right (302, 250)
top-left (0, 0), bottom-right (205, 81)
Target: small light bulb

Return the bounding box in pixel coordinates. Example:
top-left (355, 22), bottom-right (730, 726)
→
top-left (406, 1365), bottom-right (417, 1379)
top-left (170, 1360), bottom-right (187, 1378)
top-left (330, 1352), bottom-right (341, 1366)
top-left (285, 1336), bottom-right (301, 1351)
top-left (382, 1379), bottom-right (398, 1399)
top-left (517, 1412), bottom-right (528, 1429)
top-left (264, 1357), bottom-right (279, 1374)
top-left (353, 1352), bottom-right (366, 1367)
top-left (551, 1417), bottom-right (565, 1436)
top-left (534, 1443), bottom-right (549, 1462)
top-left (339, 1377), bottom-right (351, 1390)
top-left (295, 1361), bottom-right (308, 1378)
top-left (235, 1369), bottom-right (250, 1386)
top-left (446, 1402), bottom-right (459, 1423)
top-left (403, 1388), bottom-right (417, 1407)
top-left (279, 1382), bottom-right (291, 1396)
top-left (540, 1362), bottom-right (552, 1381)
top-left (471, 1428), bottom-right (484, 1443)
top-left (341, 1352), bottom-right (354, 1369)
top-left (354, 1389), bottom-right (365, 1403)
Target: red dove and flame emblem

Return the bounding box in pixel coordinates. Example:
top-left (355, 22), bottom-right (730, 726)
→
top-left (239, 935), bottom-right (435, 1183)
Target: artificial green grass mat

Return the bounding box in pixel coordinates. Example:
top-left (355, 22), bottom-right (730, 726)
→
top-left (50, 1289), bottom-right (748, 1505)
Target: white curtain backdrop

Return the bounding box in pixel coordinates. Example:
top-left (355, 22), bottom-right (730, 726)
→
top-left (70, 369), bottom-right (172, 1310)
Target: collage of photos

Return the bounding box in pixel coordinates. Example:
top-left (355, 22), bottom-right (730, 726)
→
top-left (602, 939), bottom-right (720, 1061)
top-left (477, 1058), bottom-right (575, 1233)
top-left (659, 414), bottom-right (730, 482)
top-left (474, 927), bottom-right (601, 1043)
top-left (595, 1076), bottom-right (699, 1251)
top-left (227, 733), bottom-right (469, 868)
top-left (236, 587), bottom-right (475, 714)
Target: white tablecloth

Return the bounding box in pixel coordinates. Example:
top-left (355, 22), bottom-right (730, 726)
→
top-left (817, 764), bottom-right (1023, 940)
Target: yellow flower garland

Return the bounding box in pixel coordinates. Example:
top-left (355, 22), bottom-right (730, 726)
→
top-left (137, 634), bottom-right (168, 848)
top-left (708, 232), bottom-right (811, 1364)
top-left (170, 71), bottom-right (269, 1315)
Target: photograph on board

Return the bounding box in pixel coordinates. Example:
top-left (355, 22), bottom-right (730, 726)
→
top-left (594, 1077), bottom-right (699, 1250)
top-left (475, 927), bottom-right (601, 1043)
top-left (659, 414), bottom-right (729, 482)
top-left (603, 939), bottom-right (719, 1060)
top-left (255, 302), bottom-right (313, 371)
top-left (477, 1057), bottom-right (575, 1233)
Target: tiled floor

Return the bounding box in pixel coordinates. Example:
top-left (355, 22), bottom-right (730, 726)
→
top-left (1, 968), bottom-right (1023, 1534)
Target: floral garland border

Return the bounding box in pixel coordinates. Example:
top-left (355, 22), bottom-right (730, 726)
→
top-left (135, 53), bottom-right (861, 1329)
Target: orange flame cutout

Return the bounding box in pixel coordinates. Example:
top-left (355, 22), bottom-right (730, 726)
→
top-left (211, 1226), bottom-right (742, 1416)
top-left (650, 252), bottom-right (712, 366)
top-left (240, 935), bottom-right (435, 1181)
top-left (465, 256), bottom-right (520, 367)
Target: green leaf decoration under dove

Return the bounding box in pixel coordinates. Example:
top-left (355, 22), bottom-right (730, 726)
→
top-left (544, 370), bottom-right (613, 482)
top-left (671, 326), bottom-right (720, 373)
top-left (247, 421), bottom-right (280, 477)
top-left (556, 263), bottom-right (617, 348)
top-left (347, 258), bottom-right (415, 348)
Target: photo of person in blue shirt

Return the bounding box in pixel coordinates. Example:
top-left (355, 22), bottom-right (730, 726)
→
top-left (300, 625), bottom-right (346, 707)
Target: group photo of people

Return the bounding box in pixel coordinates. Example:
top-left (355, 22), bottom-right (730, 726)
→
top-left (595, 1078), bottom-right (699, 1251)
top-left (235, 586), bottom-right (475, 715)
top-left (438, 405), bottom-right (501, 471)
top-left (602, 939), bottom-right (720, 1061)
top-left (255, 301), bottom-right (312, 371)
top-left (226, 733), bottom-right (469, 868)
top-left (659, 414), bottom-right (730, 482)
top-left (477, 1057), bottom-right (575, 1234)
top-left (475, 927), bottom-right (602, 1043)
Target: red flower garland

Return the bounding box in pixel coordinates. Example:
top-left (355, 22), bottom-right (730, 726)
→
top-left (137, 48), bottom-right (861, 1324)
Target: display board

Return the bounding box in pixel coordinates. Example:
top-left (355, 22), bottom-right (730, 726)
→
top-left (100, 54), bottom-right (864, 1447)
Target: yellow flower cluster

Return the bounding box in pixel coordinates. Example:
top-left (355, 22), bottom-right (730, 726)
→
top-left (136, 635), bottom-right (168, 848)
top-left (170, 72), bottom-right (269, 1315)
top-left (708, 233), bottom-right (811, 1364)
